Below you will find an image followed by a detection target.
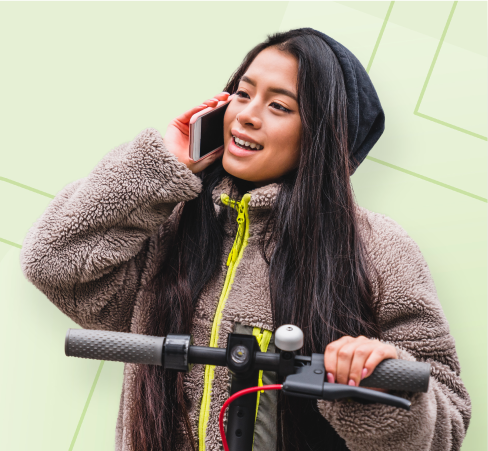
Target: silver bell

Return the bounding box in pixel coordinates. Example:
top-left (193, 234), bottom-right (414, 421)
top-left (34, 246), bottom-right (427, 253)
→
top-left (275, 325), bottom-right (304, 352)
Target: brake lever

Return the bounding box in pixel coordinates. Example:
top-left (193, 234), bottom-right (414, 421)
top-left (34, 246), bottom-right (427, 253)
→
top-left (281, 353), bottom-right (411, 410)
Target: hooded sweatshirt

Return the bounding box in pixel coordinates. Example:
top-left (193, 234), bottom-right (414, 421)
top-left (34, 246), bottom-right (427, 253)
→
top-left (19, 31), bottom-right (470, 451)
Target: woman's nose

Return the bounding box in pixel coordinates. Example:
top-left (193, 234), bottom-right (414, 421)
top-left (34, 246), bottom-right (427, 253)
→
top-left (236, 104), bottom-right (262, 129)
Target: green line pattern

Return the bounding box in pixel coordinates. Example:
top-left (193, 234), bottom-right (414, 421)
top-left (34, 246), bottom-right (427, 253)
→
top-left (0, 176), bottom-right (54, 199)
top-left (414, 112), bottom-right (487, 141)
top-left (367, 156), bottom-right (487, 203)
top-left (414, 1), bottom-right (487, 141)
top-left (366, 1), bottom-right (395, 73)
top-left (0, 237), bottom-right (22, 249)
top-left (68, 361), bottom-right (105, 451)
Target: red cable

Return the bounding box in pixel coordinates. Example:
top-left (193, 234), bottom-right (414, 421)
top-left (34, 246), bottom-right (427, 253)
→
top-left (219, 384), bottom-right (283, 451)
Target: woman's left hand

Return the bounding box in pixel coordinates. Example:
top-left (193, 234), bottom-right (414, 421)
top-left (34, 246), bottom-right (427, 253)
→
top-left (324, 336), bottom-right (398, 392)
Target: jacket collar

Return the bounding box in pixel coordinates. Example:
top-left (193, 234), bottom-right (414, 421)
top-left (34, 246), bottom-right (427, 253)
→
top-left (211, 176), bottom-right (280, 211)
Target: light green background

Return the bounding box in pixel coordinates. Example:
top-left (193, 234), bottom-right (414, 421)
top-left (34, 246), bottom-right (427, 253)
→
top-left (0, 1), bottom-right (486, 450)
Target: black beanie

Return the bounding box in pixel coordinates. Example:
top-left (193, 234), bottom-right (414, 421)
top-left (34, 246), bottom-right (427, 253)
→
top-left (312, 28), bottom-right (386, 174)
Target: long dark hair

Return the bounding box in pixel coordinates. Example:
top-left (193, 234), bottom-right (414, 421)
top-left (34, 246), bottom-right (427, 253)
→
top-left (128, 28), bottom-right (384, 451)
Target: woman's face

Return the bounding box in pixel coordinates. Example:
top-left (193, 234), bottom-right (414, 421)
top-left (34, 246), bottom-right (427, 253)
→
top-left (223, 47), bottom-right (302, 187)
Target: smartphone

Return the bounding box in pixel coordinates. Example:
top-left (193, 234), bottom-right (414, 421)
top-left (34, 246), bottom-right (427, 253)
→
top-left (189, 98), bottom-right (231, 162)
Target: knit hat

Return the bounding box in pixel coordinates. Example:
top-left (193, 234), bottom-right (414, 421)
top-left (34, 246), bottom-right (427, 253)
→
top-left (312, 28), bottom-right (385, 174)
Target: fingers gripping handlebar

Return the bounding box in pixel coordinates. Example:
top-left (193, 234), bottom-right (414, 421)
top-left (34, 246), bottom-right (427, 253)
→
top-left (65, 328), bottom-right (431, 410)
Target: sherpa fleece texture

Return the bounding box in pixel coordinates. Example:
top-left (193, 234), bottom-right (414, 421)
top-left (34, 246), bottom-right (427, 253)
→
top-left (20, 128), bottom-right (471, 451)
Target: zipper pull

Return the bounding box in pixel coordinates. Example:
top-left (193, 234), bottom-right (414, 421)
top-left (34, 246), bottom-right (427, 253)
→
top-left (236, 204), bottom-right (245, 224)
top-left (222, 193), bottom-right (252, 266)
top-left (220, 193), bottom-right (230, 206)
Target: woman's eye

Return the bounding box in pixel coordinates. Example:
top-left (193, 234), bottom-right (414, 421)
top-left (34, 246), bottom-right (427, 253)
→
top-left (236, 91), bottom-right (291, 113)
top-left (235, 90), bottom-right (249, 99)
top-left (270, 102), bottom-right (291, 113)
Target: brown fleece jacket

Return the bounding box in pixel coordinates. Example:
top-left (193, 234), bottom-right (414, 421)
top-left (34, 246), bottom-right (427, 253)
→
top-left (20, 128), bottom-right (471, 451)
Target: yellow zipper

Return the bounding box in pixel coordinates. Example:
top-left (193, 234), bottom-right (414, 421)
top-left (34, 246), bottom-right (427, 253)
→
top-left (251, 327), bottom-right (272, 450)
top-left (198, 193), bottom-right (251, 451)
top-left (252, 328), bottom-right (273, 417)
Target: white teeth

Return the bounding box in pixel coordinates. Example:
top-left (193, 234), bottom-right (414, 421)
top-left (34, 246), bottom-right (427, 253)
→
top-left (233, 135), bottom-right (263, 150)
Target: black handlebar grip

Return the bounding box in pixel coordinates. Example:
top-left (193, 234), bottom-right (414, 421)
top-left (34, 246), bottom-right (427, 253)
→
top-left (359, 359), bottom-right (431, 392)
top-left (65, 329), bottom-right (165, 366)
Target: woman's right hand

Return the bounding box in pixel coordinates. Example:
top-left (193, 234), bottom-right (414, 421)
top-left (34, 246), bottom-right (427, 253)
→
top-left (164, 91), bottom-right (231, 174)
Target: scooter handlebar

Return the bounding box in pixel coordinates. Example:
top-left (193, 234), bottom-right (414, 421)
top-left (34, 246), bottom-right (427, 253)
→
top-left (360, 358), bottom-right (430, 393)
top-left (65, 328), bottom-right (165, 366)
top-left (65, 329), bottom-right (430, 394)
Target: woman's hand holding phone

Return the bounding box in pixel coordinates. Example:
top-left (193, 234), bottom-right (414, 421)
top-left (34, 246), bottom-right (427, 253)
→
top-left (164, 92), bottom-right (231, 174)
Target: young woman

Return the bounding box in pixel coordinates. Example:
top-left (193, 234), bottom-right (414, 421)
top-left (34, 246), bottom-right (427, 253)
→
top-left (20, 28), bottom-right (470, 451)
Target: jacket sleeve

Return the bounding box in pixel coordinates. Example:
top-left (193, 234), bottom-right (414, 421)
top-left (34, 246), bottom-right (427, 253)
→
top-left (317, 211), bottom-right (472, 451)
top-left (20, 127), bottom-right (202, 332)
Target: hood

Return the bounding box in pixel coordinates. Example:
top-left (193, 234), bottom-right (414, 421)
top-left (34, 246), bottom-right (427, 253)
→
top-left (312, 28), bottom-right (385, 174)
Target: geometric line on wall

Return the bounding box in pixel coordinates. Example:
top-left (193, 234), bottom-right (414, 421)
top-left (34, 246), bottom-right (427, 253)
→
top-left (0, 237), bottom-right (22, 249)
top-left (68, 361), bottom-right (105, 451)
top-left (365, 1), bottom-right (395, 73)
top-left (366, 156), bottom-right (487, 203)
top-left (414, 1), bottom-right (487, 141)
top-left (0, 176), bottom-right (55, 199)
top-left (414, 112), bottom-right (487, 141)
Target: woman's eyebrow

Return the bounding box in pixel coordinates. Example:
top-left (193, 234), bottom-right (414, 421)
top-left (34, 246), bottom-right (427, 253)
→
top-left (239, 75), bottom-right (297, 102)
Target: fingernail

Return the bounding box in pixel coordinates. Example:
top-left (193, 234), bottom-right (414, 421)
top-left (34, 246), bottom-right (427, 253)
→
top-left (348, 379), bottom-right (356, 387)
top-left (327, 373), bottom-right (334, 384)
top-left (361, 368), bottom-right (368, 380)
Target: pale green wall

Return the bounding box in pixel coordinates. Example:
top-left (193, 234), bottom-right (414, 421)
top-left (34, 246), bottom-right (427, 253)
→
top-left (0, 2), bottom-right (485, 450)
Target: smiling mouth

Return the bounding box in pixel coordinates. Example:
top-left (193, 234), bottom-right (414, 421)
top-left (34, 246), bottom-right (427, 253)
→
top-left (232, 136), bottom-right (263, 151)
